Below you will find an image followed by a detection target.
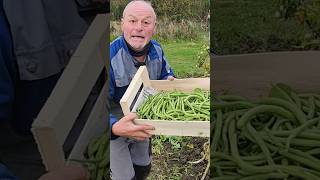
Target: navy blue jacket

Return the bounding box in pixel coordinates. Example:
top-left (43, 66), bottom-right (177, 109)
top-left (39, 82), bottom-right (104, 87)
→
top-left (0, 164), bottom-right (18, 180)
top-left (0, 0), bottom-right (16, 123)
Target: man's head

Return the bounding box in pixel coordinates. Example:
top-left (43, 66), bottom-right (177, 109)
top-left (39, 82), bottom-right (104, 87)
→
top-left (121, 0), bottom-right (156, 51)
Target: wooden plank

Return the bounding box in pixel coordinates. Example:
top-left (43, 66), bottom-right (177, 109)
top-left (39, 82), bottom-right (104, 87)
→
top-left (120, 78), bottom-right (143, 116)
top-left (31, 14), bottom-right (108, 171)
top-left (32, 127), bottom-right (65, 171)
top-left (120, 66), bottom-right (150, 116)
top-left (134, 119), bottom-right (210, 137)
top-left (67, 82), bottom-right (107, 164)
top-left (212, 51), bottom-right (320, 98)
top-left (150, 78), bottom-right (210, 92)
top-left (141, 66), bottom-right (151, 87)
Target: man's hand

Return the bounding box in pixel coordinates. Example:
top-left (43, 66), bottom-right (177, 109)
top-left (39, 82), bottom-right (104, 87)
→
top-left (38, 165), bottom-right (88, 180)
top-left (167, 76), bottom-right (175, 81)
top-left (112, 113), bottom-right (155, 141)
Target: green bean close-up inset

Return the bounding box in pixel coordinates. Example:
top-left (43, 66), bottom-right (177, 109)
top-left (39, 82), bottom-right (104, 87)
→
top-left (72, 131), bottom-right (109, 180)
top-left (211, 83), bottom-right (320, 180)
top-left (137, 88), bottom-right (210, 121)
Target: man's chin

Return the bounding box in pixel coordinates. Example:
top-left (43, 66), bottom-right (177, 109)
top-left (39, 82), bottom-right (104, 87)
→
top-left (130, 45), bottom-right (145, 51)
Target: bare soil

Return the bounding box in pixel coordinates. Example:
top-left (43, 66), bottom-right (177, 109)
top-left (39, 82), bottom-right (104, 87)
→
top-left (148, 137), bottom-right (210, 180)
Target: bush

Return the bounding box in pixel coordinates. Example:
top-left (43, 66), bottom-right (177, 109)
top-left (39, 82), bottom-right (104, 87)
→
top-left (111, 19), bottom-right (208, 42)
top-left (210, 0), bottom-right (319, 55)
top-left (110, 0), bottom-right (209, 42)
top-left (110, 0), bottom-right (210, 22)
top-left (196, 44), bottom-right (210, 76)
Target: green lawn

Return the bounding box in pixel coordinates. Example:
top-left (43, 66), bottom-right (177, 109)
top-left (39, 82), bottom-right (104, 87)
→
top-left (161, 40), bottom-right (209, 78)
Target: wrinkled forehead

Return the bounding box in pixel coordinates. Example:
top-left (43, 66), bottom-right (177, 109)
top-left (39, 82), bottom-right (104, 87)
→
top-left (123, 1), bottom-right (156, 20)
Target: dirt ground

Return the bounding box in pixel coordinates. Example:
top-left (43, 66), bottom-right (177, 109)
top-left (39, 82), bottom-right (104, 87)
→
top-left (148, 137), bottom-right (210, 180)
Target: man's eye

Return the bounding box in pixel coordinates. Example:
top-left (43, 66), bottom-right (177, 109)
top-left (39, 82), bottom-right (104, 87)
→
top-left (129, 20), bottom-right (135, 23)
top-left (144, 21), bottom-right (151, 25)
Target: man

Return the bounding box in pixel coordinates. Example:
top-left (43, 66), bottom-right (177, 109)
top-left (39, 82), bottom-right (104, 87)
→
top-left (109, 1), bottom-right (174, 179)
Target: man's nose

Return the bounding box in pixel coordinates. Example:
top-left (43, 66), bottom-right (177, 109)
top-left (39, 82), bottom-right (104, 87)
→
top-left (134, 21), bottom-right (143, 31)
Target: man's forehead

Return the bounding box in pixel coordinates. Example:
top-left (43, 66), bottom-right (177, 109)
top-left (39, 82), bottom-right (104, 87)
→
top-left (123, 1), bottom-right (156, 19)
top-left (125, 14), bottom-right (154, 20)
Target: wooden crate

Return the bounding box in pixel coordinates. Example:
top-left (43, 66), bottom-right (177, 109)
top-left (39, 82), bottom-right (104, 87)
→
top-left (31, 14), bottom-right (108, 171)
top-left (120, 66), bottom-right (210, 137)
top-left (212, 51), bottom-right (320, 97)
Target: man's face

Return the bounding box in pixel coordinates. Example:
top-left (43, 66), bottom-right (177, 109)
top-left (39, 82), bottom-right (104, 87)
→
top-left (121, 3), bottom-right (156, 51)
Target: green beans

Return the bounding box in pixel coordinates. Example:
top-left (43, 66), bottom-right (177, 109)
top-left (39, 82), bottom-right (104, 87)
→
top-left (237, 105), bottom-right (296, 129)
top-left (71, 132), bottom-right (109, 180)
top-left (137, 89), bottom-right (209, 121)
top-left (211, 83), bottom-right (320, 179)
top-left (212, 110), bottom-right (223, 152)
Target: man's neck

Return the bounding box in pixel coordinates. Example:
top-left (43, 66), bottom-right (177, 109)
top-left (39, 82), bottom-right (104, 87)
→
top-left (135, 55), bottom-right (145, 62)
top-left (124, 38), bottom-right (151, 58)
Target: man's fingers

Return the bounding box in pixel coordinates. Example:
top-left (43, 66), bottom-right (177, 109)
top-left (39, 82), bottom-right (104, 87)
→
top-left (144, 129), bottom-right (154, 135)
top-left (135, 124), bottom-right (155, 131)
top-left (167, 76), bottom-right (175, 81)
top-left (123, 113), bottom-right (138, 121)
top-left (119, 113), bottom-right (137, 123)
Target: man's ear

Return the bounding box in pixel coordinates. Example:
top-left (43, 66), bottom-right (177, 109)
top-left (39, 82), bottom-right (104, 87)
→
top-left (121, 18), bottom-right (124, 32)
top-left (153, 23), bottom-right (157, 35)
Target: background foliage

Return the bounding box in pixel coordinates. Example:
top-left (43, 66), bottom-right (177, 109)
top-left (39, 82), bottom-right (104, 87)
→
top-left (210, 0), bottom-right (320, 55)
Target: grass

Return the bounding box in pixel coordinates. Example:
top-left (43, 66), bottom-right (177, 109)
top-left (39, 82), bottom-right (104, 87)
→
top-left (161, 40), bottom-right (209, 78)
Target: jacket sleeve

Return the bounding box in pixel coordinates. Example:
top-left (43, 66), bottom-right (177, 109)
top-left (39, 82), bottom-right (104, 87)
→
top-left (0, 50), bottom-right (15, 122)
top-left (109, 65), bottom-right (119, 140)
top-left (159, 48), bottom-right (175, 80)
top-left (0, 164), bottom-right (19, 180)
top-left (109, 113), bottom-right (119, 140)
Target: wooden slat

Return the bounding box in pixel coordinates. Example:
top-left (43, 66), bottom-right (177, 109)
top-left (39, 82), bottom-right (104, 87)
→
top-left (212, 51), bottom-right (320, 98)
top-left (120, 66), bottom-right (151, 115)
top-left (134, 119), bottom-right (210, 137)
top-left (67, 82), bottom-right (107, 164)
top-left (150, 78), bottom-right (210, 92)
top-left (31, 127), bottom-right (65, 171)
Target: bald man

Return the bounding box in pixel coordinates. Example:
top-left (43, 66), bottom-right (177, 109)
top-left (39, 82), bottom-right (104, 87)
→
top-left (109, 1), bottom-right (175, 179)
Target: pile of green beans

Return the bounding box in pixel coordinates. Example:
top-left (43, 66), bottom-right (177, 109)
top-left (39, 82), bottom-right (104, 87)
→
top-left (137, 88), bottom-right (210, 121)
top-left (211, 83), bottom-right (320, 180)
top-left (73, 131), bottom-right (109, 180)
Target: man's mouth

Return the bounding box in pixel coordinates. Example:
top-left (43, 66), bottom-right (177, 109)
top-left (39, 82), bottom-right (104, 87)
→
top-left (131, 35), bottom-right (145, 39)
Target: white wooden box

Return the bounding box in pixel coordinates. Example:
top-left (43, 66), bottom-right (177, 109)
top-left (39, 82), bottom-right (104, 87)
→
top-left (120, 66), bottom-right (210, 137)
